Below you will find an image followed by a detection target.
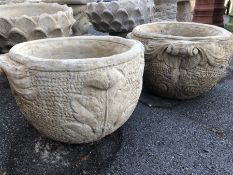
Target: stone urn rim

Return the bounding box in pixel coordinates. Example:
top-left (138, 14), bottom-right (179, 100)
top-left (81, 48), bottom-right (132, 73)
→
top-left (130, 22), bottom-right (232, 41)
top-left (0, 2), bottom-right (73, 20)
top-left (3, 36), bottom-right (144, 72)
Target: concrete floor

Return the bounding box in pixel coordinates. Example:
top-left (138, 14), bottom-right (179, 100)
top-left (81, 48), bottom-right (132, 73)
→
top-left (1, 29), bottom-right (233, 175)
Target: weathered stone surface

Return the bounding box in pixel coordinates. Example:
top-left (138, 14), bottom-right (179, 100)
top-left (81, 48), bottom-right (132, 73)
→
top-left (154, 0), bottom-right (192, 22)
top-left (1, 0), bottom-right (93, 36)
top-left (0, 0), bottom-right (96, 35)
top-left (87, 0), bottom-right (194, 33)
top-left (70, 4), bottom-right (91, 35)
top-left (0, 2), bottom-right (75, 52)
top-left (128, 22), bottom-right (233, 99)
top-left (177, 0), bottom-right (192, 22)
top-left (0, 36), bottom-right (144, 143)
top-left (1, 28), bottom-right (233, 175)
top-left (87, 0), bottom-right (155, 33)
top-left (153, 0), bottom-right (177, 22)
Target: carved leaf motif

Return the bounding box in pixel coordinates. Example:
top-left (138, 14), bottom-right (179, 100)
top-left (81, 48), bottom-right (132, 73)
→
top-left (100, 21), bottom-right (110, 31)
top-left (29, 27), bottom-right (47, 40)
top-left (102, 9), bottom-right (114, 23)
top-left (104, 67), bottom-right (139, 130)
top-left (145, 41), bottom-right (169, 62)
top-left (91, 12), bottom-right (102, 24)
top-left (111, 20), bottom-right (121, 31)
top-left (8, 28), bottom-right (28, 45)
top-left (61, 92), bottom-right (104, 142)
top-left (0, 18), bottom-right (12, 37)
top-left (0, 3), bottom-right (74, 50)
top-left (96, 2), bottom-right (106, 14)
top-left (126, 18), bottom-right (136, 30)
top-left (62, 92), bottom-right (103, 142)
top-left (85, 69), bottom-right (123, 90)
top-left (116, 8), bottom-right (129, 22)
top-left (71, 94), bottom-right (99, 131)
top-left (87, 0), bottom-right (153, 32)
top-left (61, 122), bottom-right (97, 143)
top-left (197, 43), bottom-right (227, 67)
top-left (57, 11), bottom-right (70, 27)
top-left (145, 41), bottom-right (206, 69)
top-left (63, 68), bottom-right (131, 141)
top-left (38, 14), bottom-right (57, 32)
top-left (113, 102), bottom-right (136, 127)
top-left (15, 15), bottom-right (36, 34)
top-left (107, 1), bottom-right (120, 14)
top-left (2, 57), bottom-right (36, 100)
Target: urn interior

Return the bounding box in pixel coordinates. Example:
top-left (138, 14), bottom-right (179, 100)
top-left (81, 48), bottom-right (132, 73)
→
top-left (136, 22), bottom-right (225, 38)
top-left (17, 39), bottom-right (130, 60)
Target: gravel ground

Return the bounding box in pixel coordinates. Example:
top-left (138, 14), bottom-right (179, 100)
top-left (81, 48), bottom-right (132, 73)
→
top-left (1, 29), bottom-right (233, 175)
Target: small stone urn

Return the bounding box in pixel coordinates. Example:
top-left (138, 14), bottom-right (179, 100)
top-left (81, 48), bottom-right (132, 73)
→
top-left (0, 36), bottom-right (144, 143)
top-left (128, 22), bottom-right (233, 100)
top-left (0, 2), bottom-right (75, 53)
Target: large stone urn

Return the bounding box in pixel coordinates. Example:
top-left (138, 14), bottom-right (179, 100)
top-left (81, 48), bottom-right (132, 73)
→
top-left (87, 0), bottom-right (192, 36)
top-left (87, 0), bottom-right (155, 35)
top-left (0, 2), bottom-right (75, 53)
top-left (128, 22), bottom-right (233, 100)
top-left (0, 36), bottom-right (144, 143)
top-left (0, 0), bottom-right (95, 36)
